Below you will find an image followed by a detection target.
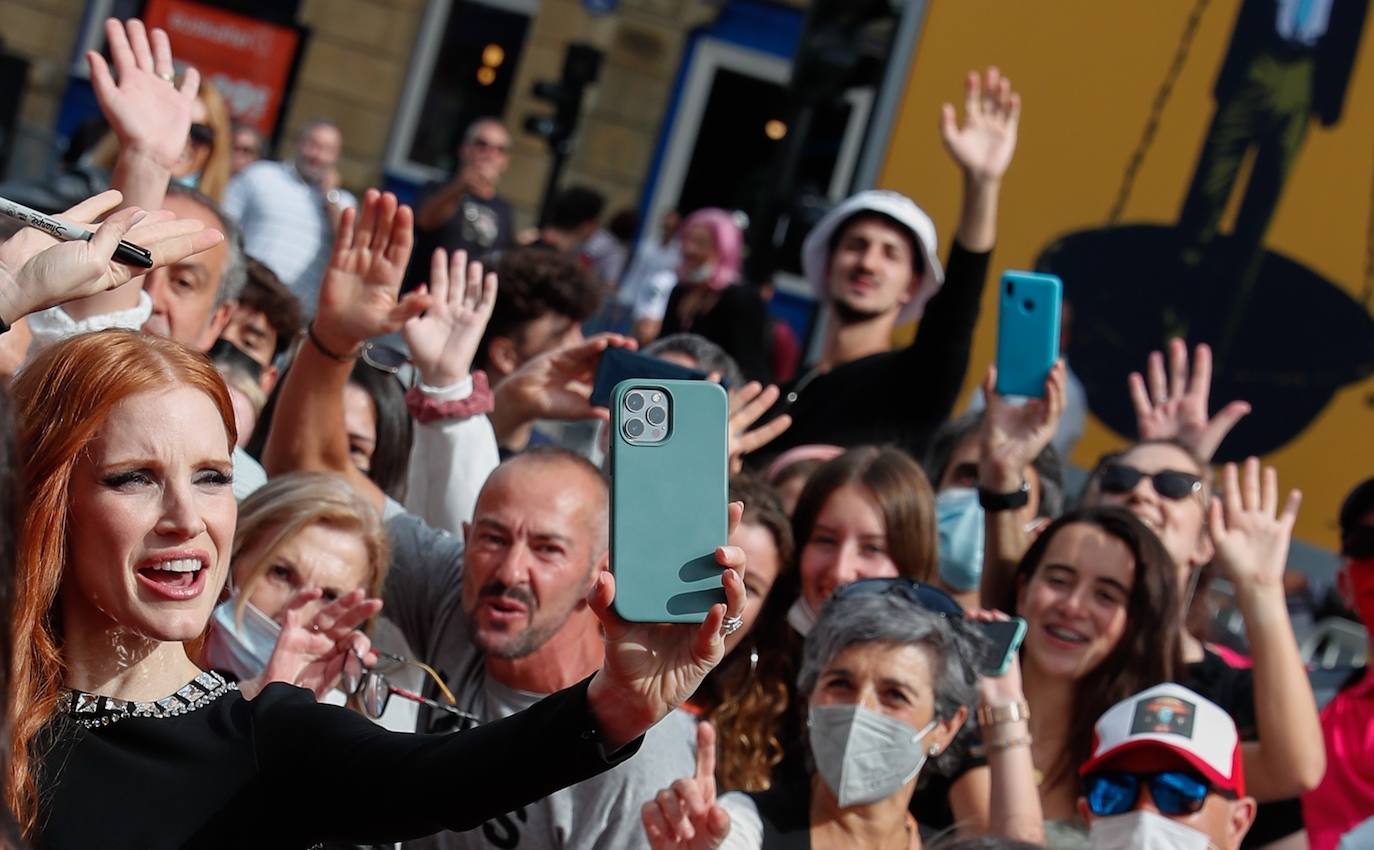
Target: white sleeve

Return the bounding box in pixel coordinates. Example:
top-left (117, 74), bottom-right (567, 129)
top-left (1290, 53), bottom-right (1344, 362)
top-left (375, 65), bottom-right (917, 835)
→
top-left (222, 170), bottom-right (252, 223)
top-left (633, 270), bottom-right (678, 322)
top-left (402, 375), bottom-right (500, 534)
top-left (715, 792), bottom-right (763, 850)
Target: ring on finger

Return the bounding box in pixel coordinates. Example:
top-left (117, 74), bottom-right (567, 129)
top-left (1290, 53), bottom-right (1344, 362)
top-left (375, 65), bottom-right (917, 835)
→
top-left (720, 615), bottom-right (743, 637)
top-left (158, 70), bottom-right (175, 83)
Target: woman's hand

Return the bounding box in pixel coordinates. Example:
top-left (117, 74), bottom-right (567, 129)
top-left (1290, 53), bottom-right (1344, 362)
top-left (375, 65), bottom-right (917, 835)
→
top-left (248, 589), bottom-right (383, 700)
top-left (586, 502), bottom-right (748, 751)
top-left (726, 381), bottom-right (791, 474)
top-left (315, 189), bottom-right (431, 355)
top-left (1208, 458), bottom-right (1301, 595)
top-left (0, 190), bottom-right (223, 322)
top-left (403, 248), bottom-right (498, 388)
top-left (642, 722), bottom-right (732, 850)
top-left (87, 18), bottom-right (200, 171)
top-left (965, 608), bottom-right (1025, 706)
top-left (1129, 338), bottom-right (1250, 463)
top-left (978, 361), bottom-right (1066, 493)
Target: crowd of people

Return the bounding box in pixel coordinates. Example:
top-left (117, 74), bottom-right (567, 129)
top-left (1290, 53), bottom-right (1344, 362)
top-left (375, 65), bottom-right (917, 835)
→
top-left (0, 16), bottom-right (1368, 850)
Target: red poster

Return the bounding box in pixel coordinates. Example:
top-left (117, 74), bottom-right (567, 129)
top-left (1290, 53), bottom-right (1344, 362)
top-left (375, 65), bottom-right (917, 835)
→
top-left (143, 0), bottom-right (300, 135)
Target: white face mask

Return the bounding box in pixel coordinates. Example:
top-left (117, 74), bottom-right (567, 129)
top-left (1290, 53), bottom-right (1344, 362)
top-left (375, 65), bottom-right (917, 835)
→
top-left (684, 261), bottom-right (716, 284)
top-left (204, 596), bottom-right (281, 681)
top-left (1089, 810), bottom-right (1216, 850)
top-left (808, 703), bottom-right (938, 808)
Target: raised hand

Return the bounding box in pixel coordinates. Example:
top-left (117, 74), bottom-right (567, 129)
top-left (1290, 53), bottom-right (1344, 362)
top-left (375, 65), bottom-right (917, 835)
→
top-left (979, 361), bottom-right (1066, 493)
top-left (87, 18), bottom-right (200, 170)
top-left (1129, 338), bottom-right (1250, 463)
top-left (403, 248), bottom-right (498, 388)
top-left (642, 722), bottom-right (732, 850)
top-left (315, 189), bottom-right (431, 354)
top-left (491, 333), bottom-right (637, 437)
top-left (1208, 458), bottom-right (1301, 593)
top-left (585, 502), bottom-right (748, 751)
top-left (726, 382), bottom-right (791, 474)
top-left (250, 588), bottom-right (383, 700)
top-left (940, 67), bottom-right (1021, 185)
top-left (0, 190), bottom-right (223, 322)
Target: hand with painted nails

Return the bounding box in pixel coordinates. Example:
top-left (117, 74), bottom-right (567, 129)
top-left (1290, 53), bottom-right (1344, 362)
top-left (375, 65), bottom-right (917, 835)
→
top-left (586, 502), bottom-right (748, 752)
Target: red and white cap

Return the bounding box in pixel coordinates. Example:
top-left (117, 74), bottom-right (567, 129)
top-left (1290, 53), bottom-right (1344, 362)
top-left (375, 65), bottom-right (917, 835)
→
top-left (1079, 683), bottom-right (1245, 797)
top-left (801, 190), bottom-right (944, 325)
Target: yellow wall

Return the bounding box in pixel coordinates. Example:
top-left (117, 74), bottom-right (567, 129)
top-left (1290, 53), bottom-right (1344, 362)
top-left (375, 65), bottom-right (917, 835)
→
top-left (879, 0), bottom-right (1374, 549)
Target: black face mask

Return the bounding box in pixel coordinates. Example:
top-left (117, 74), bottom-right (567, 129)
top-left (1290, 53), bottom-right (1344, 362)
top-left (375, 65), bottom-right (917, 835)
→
top-left (208, 338), bottom-right (263, 383)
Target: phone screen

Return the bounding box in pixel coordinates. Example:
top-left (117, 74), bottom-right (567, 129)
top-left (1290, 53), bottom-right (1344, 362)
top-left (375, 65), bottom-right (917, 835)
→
top-left (590, 347), bottom-right (708, 408)
top-left (973, 618), bottom-right (1027, 677)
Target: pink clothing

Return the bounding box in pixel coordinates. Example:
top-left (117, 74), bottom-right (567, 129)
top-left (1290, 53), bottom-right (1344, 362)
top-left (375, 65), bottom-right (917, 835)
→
top-left (1303, 670), bottom-right (1374, 850)
top-left (679, 208), bottom-right (742, 290)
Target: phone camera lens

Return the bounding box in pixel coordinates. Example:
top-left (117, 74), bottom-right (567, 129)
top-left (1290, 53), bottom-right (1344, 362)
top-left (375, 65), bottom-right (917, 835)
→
top-left (1022, 298), bottom-right (1035, 313)
top-left (625, 392), bottom-right (645, 412)
top-left (624, 418), bottom-right (646, 439)
top-left (646, 406), bottom-right (667, 426)
top-left (1006, 281), bottom-right (1015, 296)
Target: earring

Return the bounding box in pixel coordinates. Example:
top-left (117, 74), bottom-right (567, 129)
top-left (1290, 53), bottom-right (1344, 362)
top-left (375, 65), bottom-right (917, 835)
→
top-left (928, 744), bottom-right (941, 757)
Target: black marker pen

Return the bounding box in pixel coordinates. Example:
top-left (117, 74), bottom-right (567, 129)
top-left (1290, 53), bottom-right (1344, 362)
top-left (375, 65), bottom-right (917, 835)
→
top-left (0, 195), bottom-right (154, 269)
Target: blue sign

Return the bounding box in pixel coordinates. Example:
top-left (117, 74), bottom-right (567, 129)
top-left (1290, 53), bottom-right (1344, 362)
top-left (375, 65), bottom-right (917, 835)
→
top-left (584, 0), bottom-right (619, 13)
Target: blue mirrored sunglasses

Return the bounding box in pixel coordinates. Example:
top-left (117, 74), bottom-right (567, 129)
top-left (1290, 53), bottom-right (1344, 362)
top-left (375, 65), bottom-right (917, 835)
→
top-left (1085, 770), bottom-right (1213, 817)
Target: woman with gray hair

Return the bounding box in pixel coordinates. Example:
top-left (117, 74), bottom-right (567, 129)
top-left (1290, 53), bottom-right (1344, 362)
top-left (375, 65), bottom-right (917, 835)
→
top-left (642, 585), bottom-right (1043, 849)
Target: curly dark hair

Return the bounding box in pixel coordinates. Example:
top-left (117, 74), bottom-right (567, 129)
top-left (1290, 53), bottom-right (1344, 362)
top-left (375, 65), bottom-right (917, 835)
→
top-left (476, 246), bottom-right (602, 370)
top-left (238, 258), bottom-right (304, 359)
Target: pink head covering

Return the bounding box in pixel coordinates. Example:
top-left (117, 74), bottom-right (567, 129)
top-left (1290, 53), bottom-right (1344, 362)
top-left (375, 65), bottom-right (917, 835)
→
top-left (679, 208), bottom-right (744, 291)
top-left (764, 444), bottom-right (846, 484)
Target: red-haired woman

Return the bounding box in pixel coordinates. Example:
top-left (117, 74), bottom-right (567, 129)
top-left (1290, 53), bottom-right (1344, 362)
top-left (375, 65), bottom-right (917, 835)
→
top-left (7, 330), bottom-right (746, 848)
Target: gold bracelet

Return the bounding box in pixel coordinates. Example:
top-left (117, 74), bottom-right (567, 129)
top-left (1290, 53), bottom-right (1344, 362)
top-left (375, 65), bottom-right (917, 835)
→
top-left (984, 734), bottom-right (1033, 754)
top-left (977, 699), bottom-right (1030, 728)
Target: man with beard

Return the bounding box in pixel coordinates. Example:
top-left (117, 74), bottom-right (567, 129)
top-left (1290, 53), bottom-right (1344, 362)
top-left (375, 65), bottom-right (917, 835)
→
top-left (756, 67), bottom-right (1021, 463)
top-left (224, 119), bottom-right (356, 311)
top-left (382, 448), bottom-right (699, 850)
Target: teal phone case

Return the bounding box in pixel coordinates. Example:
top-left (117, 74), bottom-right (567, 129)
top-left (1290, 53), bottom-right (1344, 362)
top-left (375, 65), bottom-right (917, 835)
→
top-left (996, 271), bottom-right (1062, 398)
top-left (609, 379), bottom-right (729, 623)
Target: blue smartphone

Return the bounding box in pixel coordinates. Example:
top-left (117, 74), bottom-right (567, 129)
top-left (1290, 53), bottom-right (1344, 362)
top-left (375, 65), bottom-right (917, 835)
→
top-left (590, 347), bottom-right (709, 409)
top-left (995, 271), bottom-right (1062, 398)
top-left (609, 380), bottom-right (729, 623)
top-left (974, 617), bottom-right (1027, 677)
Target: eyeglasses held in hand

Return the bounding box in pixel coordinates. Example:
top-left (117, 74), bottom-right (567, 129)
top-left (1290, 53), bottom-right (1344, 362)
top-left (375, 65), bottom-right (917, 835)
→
top-left (832, 577), bottom-right (965, 616)
top-left (341, 651), bottom-right (479, 730)
top-left (1098, 464), bottom-right (1203, 502)
top-left (1084, 770), bottom-right (1219, 817)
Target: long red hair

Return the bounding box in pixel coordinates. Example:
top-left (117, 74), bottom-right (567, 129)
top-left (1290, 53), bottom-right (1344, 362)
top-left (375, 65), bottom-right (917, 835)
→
top-left (7, 330), bottom-right (236, 836)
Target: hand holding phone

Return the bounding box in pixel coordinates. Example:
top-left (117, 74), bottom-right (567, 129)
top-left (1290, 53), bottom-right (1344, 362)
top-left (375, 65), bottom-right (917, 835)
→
top-left (971, 616), bottom-right (1027, 677)
top-left (995, 271), bottom-right (1062, 398)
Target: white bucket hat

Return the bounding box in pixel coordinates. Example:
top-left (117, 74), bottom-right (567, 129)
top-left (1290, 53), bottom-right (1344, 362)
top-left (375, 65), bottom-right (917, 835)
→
top-left (801, 190), bottom-right (944, 325)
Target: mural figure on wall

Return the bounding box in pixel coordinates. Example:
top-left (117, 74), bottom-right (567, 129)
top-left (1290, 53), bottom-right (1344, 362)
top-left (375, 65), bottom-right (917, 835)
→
top-left (1036, 0), bottom-right (1374, 461)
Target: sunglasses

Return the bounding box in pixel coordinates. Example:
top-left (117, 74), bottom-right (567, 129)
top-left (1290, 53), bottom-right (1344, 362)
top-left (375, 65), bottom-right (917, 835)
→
top-left (360, 342), bottom-right (410, 375)
top-left (189, 122), bottom-right (214, 147)
top-left (832, 578), bottom-right (964, 616)
top-left (1343, 526), bottom-right (1374, 560)
top-left (341, 650), bottom-right (479, 730)
top-left (1099, 464), bottom-right (1202, 502)
top-left (1085, 770), bottom-right (1217, 817)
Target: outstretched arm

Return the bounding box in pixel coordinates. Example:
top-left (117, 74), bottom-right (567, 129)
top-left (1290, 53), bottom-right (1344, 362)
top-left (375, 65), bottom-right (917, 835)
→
top-left (65, 18), bottom-right (200, 320)
top-left (262, 190), bottom-right (431, 511)
top-left (1208, 460), bottom-right (1324, 801)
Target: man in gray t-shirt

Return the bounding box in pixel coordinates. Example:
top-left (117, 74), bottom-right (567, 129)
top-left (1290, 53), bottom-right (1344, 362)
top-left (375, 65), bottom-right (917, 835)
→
top-left (385, 449), bottom-right (697, 850)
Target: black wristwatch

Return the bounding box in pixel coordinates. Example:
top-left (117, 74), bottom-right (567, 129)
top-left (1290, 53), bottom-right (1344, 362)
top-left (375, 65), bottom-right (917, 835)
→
top-left (979, 480), bottom-right (1030, 512)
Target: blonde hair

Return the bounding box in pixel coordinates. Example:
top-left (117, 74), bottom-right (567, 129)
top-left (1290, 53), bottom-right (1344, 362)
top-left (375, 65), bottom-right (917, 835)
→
top-left (230, 472), bottom-right (389, 624)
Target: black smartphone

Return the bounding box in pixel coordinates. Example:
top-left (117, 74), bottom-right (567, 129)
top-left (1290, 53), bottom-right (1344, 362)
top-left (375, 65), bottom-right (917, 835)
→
top-left (973, 617), bottom-right (1027, 677)
top-left (590, 347), bottom-right (708, 408)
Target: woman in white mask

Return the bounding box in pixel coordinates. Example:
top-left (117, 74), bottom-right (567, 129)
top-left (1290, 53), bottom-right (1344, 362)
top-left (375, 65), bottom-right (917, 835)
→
top-left (640, 208), bottom-right (774, 383)
top-left (203, 471), bottom-right (391, 702)
top-left (641, 588), bottom-right (1043, 849)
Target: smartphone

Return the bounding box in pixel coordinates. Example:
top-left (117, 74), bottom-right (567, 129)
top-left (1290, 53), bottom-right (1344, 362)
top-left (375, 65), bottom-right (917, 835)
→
top-left (995, 271), bottom-right (1062, 398)
top-left (590, 347), bottom-right (709, 409)
top-left (973, 617), bottom-right (1027, 677)
top-left (609, 379), bottom-right (729, 623)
